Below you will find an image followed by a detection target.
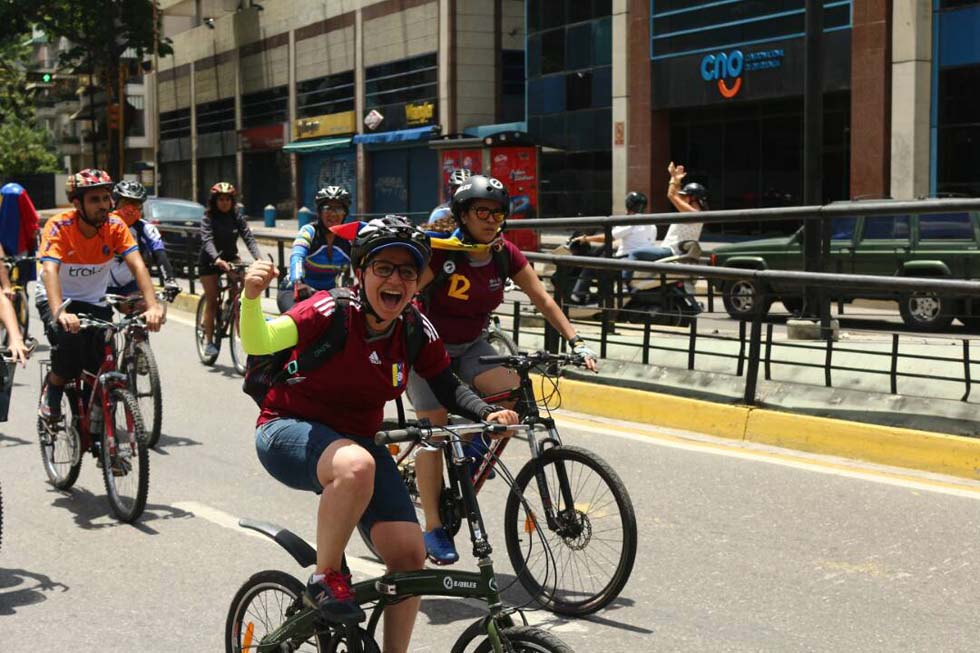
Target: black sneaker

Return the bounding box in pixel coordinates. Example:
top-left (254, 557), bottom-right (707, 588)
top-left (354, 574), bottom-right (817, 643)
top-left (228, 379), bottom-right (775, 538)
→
top-left (305, 569), bottom-right (365, 623)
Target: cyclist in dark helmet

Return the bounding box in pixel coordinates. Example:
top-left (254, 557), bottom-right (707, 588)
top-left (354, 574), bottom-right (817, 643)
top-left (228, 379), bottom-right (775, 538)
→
top-left (278, 185), bottom-right (352, 312)
top-left (198, 182), bottom-right (261, 358)
top-left (239, 215), bottom-right (517, 651)
top-left (106, 180), bottom-right (181, 303)
top-left (406, 174), bottom-right (598, 565)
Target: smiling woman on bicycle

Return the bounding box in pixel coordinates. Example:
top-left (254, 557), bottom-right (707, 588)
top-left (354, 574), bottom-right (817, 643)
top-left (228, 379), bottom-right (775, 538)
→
top-left (199, 182), bottom-right (261, 358)
top-left (277, 185), bottom-right (352, 313)
top-left (406, 174), bottom-right (599, 565)
top-left (240, 215), bottom-right (517, 653)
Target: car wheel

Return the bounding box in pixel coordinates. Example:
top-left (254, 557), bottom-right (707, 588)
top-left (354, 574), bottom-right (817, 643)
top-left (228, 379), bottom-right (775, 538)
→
top-left (780, 296), bottom-right (805, 315)
top-left (898, 293), bottom-right (955, 332)
top-left (722, 279), bottom-right (771, 319)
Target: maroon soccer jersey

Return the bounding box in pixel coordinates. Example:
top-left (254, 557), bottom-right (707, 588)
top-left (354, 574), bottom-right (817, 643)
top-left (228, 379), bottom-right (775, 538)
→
top-left (425, 240), bottom-right (528, 344)
top-left (258, 292), bottom-right (450, 438)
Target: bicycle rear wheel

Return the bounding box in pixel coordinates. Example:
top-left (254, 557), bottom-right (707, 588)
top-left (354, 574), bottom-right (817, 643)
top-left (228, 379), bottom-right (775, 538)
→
top-left (229, 302), bottom-right (246, 376)
top-left (124, 341), bottom-right (162, 448)
top-left (195, 296), bottom-right (220, 365)
top-left (101, 388), bottom-right (149, 522)
top-left (37, 385), bottom-right (82, 490)
top-left (487, 327), bottom-right (518, 357)
top-left (225, 570), bottom-right (327, 653)
top-left (504, 445), bottom-right (637, 616)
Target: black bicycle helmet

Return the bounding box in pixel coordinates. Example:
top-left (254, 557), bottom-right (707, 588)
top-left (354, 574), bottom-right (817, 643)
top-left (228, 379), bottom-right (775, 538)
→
top-left (315, 185), bottom-right (351, 210)
top-left (350, 215), bottom-right (431, 271)
top-left (112, 180), bottom-right (148, 204)
top-left (450, 174), bottom-right (509, 221)
top-left (678, 182), bottom-right (708, 204)
top-left (625, 191), bottom-right (648, 213)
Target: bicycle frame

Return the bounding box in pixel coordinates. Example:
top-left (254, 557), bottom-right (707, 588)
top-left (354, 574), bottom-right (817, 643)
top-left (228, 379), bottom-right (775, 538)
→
top-left (242, 427), bottom-right (522, 653)
top-left (65, 324), bottom-right (131, 454)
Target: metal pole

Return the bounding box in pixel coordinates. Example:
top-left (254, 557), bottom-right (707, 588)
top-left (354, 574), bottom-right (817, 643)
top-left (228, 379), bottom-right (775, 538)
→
top-left (803, 0), bottom-right (825, 324)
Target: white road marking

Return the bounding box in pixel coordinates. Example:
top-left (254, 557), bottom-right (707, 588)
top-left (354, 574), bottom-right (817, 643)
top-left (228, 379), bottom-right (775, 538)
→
top-left (552, 412), bottom-right (980, 501)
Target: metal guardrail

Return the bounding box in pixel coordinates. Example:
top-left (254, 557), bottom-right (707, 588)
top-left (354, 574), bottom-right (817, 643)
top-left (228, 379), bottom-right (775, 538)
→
top-left (156, 200), bottom-right (980, 408)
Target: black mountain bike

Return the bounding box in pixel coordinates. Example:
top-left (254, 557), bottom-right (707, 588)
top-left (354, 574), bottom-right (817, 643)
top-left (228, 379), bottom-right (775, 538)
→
top-left (375, 351), bottom-right (637, 617)
top-left (226, 422), bottom-right (574, 653)
top-left (110, 292), bottom-right (170, 448)
top-left (195, 263), bottom-right (249, 375)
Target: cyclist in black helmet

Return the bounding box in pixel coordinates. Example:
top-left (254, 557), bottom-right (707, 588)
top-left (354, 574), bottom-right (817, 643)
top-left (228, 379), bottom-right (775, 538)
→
top-left (406, 174), bottom-right (598, 565)
top-left (106, 180), bottom-right (181, 303)
top-left (277, 185), bottom-right (352, 312)
top-left (239, 216), bottom-right (517, 650)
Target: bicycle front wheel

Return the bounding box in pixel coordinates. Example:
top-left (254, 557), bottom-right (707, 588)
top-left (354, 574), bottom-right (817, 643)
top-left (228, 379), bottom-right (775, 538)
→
top-left (472, 626), bottom-right (574, 653)
top-left (225, 570), bottom-right (327, 653)
top-left (101, 388), bottom-right (149, 523)
top-left (124, 341), bottom-right (163, 448)
top-left (229, 302), bottom-right (247, 376)
top-left (195, 296), bottom-right (219, 365)
top-left (504, 445), bottom-right (637, 616)
top-left (37, 387), bottom-right (82, 490)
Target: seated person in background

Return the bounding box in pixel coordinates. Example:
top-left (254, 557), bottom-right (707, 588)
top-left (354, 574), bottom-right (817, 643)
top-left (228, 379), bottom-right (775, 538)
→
top-left (569, 191), bottom-right (655, 304)
top-left (628, 161), bottom-right (707, 264)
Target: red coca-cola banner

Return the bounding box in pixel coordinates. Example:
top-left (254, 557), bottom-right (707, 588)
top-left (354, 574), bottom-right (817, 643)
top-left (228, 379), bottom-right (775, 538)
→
top-left (491, 146), bottom-right (539, 252)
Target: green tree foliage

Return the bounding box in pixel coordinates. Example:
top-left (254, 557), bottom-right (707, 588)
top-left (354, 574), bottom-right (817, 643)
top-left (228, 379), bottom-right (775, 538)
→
top-left (0, 118), bottom-right (60, 175)
top-left (0, 35), bottom-right (38, 124)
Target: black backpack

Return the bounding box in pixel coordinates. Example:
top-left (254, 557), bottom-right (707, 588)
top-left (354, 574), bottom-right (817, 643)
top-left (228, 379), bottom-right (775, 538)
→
top-left (242, 287), bottom-right (429, 407)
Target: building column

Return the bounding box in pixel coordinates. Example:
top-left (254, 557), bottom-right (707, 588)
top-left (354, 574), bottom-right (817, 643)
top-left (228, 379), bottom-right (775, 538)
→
top-left (627, 0), bottom-right (665, 211)
top-left (355, 8), bottom-right (368, 214)
top-left (611, 0), bottom-right (628, 214)
top-left (850, 0), bottom-right (892, 200)
top-left (890, 0), bottom-right (932, 199)
top-left (438, 0), bottom-right (455, 134)
top-left (189, 61), bottom-right (198, 202)
top-left (234, 48), bottom-right (243, 195)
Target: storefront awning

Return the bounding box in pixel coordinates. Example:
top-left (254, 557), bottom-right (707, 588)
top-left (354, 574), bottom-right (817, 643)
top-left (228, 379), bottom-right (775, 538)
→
top-left (462, 122), bottom-right (527, 139)
top-left (352, 125), bottom-right (438, 146)
top-left (283, 136), bottom-right (352, 154)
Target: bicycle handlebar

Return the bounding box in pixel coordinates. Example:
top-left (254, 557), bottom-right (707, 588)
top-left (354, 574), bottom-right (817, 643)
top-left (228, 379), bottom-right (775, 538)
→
top-left (0, 336), bottom-right (38, 361)
top-left (374, 422), bottom-right (513, 446)
top-left (478, 350), bottom-right (586, 369)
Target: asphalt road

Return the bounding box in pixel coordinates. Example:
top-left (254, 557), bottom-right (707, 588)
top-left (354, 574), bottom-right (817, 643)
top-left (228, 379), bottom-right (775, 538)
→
top-left (2, 303), bottom-right (980, 651)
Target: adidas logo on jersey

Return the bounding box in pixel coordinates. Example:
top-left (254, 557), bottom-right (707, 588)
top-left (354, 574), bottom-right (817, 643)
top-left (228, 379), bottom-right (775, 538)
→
top-left (369, 351), bottom-right (381, 365)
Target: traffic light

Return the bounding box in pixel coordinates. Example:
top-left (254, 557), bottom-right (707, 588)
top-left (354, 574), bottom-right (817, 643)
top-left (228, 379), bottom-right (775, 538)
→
top-left (26, 71), bottom-right (54, 86)
top-left (107, 103), bottom-right (121, 130)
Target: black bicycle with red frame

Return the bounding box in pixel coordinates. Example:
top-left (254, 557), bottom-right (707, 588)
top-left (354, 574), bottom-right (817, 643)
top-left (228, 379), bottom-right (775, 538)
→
top-left (368, 350), bottom-right (637, 617)
top-left (36, 297), bottom-right (149, 523)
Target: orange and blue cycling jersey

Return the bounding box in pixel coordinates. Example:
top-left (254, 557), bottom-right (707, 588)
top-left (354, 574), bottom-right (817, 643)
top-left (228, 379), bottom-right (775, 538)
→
top-left (36, 209), bottom-right (138, 306)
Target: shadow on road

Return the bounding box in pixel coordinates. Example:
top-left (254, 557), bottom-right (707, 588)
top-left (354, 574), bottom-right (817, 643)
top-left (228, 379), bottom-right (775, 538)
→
top-left (202, 362), bottom-right (244, 379)
top-left (0, 567), bottom-right (68, 616)
top-left (0, 432), bottom-right (33, 448)
top-left (151, 432), bottom-right (204, 454)
top-left (49, 487), bottom-right (194, 534)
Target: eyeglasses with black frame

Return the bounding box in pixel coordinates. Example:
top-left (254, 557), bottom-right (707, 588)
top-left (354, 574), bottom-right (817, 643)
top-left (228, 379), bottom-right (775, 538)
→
top-left (369, 259), bottom-right (420, 281)
top-left (470, 206), bottom-right (507, 223)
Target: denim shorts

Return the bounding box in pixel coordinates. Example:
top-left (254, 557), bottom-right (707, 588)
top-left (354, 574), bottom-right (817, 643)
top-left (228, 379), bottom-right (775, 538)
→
top-left (405, 335), bottom-right (499, 412)
top-left (255, 418), bottom-right (417, 532)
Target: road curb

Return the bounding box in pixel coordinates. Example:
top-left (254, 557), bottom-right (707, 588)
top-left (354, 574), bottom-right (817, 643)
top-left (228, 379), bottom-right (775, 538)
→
top-left (171, 292), bottom-right (200, 315)
top-left (543, 375), bottom-right (980, 481)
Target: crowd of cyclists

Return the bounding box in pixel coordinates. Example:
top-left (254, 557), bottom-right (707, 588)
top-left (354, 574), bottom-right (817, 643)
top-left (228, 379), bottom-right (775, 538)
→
top-left (0, 162), bottom-right (700, 651)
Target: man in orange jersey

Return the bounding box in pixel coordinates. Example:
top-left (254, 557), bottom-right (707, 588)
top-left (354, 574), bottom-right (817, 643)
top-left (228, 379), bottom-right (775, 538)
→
top-left (36, 169), bottom-right (165, 423)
